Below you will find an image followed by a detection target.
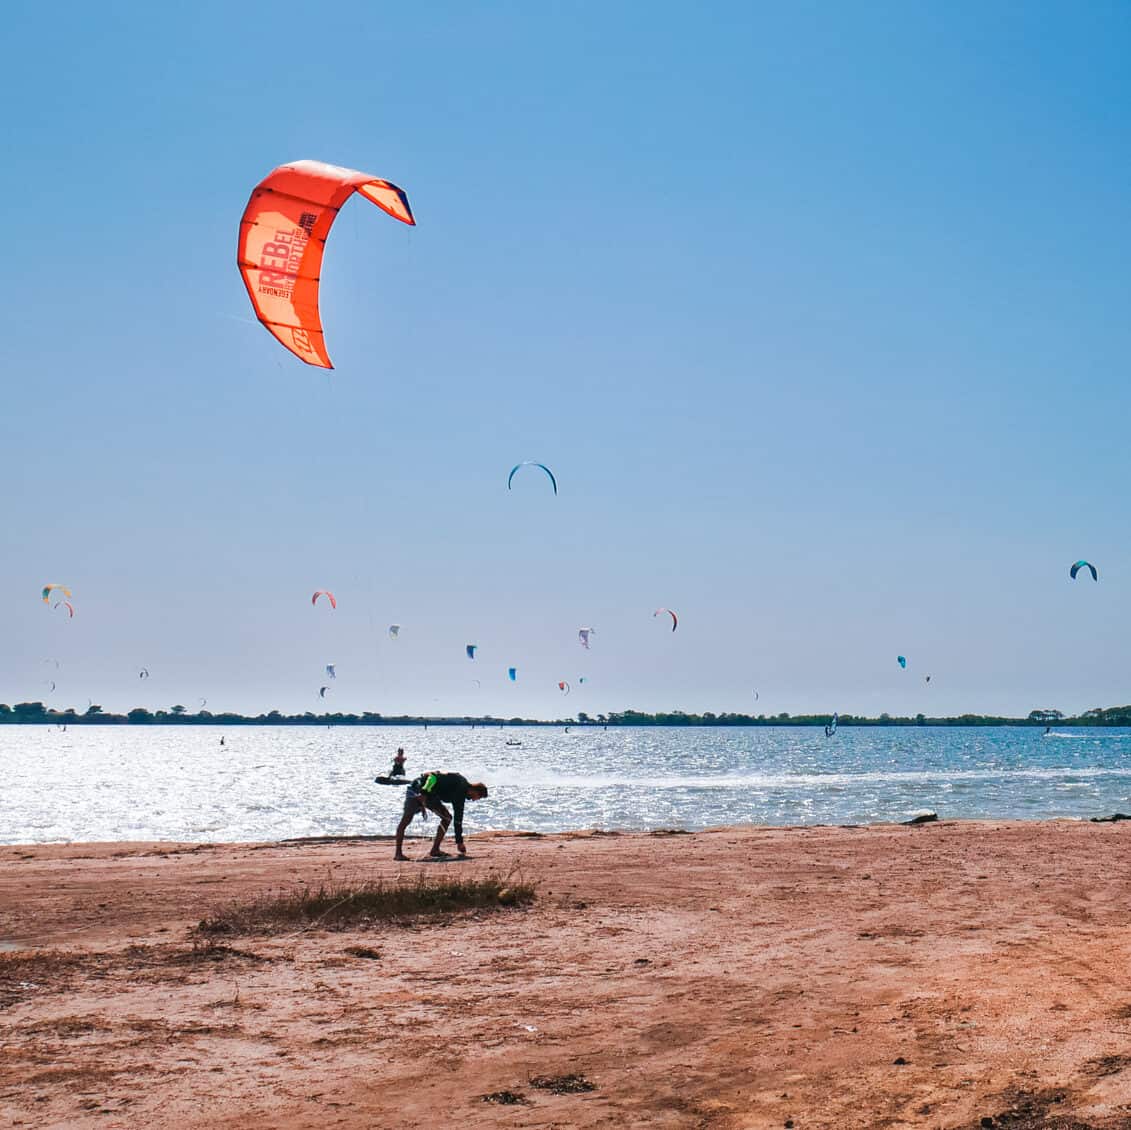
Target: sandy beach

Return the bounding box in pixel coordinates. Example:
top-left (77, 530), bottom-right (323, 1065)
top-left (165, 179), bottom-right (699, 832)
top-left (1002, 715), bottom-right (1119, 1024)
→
top-left (3, 820), bottom-right (1131, 1128)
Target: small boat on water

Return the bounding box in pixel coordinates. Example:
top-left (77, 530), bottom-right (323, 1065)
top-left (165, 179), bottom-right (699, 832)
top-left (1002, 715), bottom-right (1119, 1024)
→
top-left (505, 739), bottom-right (523, 747)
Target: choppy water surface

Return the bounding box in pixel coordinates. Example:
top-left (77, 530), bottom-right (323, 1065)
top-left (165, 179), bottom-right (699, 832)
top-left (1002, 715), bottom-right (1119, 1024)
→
top-left (3, 725), bottom-right (1131, 844)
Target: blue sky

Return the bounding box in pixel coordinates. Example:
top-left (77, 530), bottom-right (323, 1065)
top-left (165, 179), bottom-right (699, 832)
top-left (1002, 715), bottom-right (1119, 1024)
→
top-left (3, 1), bottom-right (1129, 718)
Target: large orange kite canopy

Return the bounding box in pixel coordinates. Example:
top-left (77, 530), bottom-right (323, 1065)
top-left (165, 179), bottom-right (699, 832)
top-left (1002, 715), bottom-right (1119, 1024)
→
top-left (237, 159), bottom-right (415, 368)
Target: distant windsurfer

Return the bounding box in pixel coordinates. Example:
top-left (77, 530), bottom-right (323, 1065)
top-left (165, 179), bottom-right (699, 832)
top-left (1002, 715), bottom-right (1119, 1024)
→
top-left (394, 772), bottom-right (488, 861)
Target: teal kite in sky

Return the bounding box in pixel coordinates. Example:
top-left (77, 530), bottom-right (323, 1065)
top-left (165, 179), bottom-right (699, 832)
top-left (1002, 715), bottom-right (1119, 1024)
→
top-left (1070, 560), bottom-right (1098, 581)
top-left (507, 462), bottom-right (558, 495)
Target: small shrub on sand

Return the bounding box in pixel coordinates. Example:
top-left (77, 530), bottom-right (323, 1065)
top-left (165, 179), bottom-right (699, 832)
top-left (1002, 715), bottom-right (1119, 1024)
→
top-left (530, 1073), bottom-right (597, 1094)
top-left (482, 1091), bottom-right (528, 1105)
top-left (195, 870), bottom-right (535, 936)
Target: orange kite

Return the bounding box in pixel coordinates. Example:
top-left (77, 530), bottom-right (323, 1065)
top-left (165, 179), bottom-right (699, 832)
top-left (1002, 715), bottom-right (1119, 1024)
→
top-left (237, 160), bottom-right (415, 368)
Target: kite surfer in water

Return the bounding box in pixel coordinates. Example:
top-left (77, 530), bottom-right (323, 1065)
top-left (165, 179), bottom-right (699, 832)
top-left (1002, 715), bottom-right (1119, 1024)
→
top-left (394, 772), bottom-right (488, 861)
top-left (390, 747), bottom-right (407, 777)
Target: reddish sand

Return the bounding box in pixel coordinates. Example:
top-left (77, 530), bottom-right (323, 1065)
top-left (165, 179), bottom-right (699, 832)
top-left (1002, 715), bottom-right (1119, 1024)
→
top-left (3, 821), bottom-right (1131, 1128)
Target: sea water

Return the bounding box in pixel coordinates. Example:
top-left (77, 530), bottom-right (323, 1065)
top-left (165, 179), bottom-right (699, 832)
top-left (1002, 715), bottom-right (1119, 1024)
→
top-left (2, 725), bottom-right (1131, 844)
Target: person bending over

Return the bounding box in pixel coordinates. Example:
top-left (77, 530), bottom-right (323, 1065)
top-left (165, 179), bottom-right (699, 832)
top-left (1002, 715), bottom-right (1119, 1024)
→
top-left (390, 747), bottom-right (407, 777)
top-left (394, 771), bottom-right (488, 861)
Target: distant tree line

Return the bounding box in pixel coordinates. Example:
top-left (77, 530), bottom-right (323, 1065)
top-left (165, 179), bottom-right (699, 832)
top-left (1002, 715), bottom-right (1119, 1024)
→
top-left (3, 702), bottom-right (1131, 726)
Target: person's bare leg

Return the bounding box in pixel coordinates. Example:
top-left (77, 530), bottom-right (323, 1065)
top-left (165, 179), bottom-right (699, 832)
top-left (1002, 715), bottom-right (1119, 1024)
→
top-left (394, 811), bottom-right (414, 860)
top-left (429, 803), bottom-right (452, 856)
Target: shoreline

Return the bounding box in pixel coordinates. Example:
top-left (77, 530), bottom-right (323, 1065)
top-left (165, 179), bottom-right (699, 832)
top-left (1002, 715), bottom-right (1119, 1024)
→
top-left (7, 718), bottom-right (1131, 726)
top-left (5, 820), bottom-right (1131, 1127)
top-left (5, 810), bottom-right (1131, 852)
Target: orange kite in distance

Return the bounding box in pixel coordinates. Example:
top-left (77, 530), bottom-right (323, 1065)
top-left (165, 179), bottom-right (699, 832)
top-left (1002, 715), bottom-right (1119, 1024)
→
top-left (237, 160), bottom-right (415, 368)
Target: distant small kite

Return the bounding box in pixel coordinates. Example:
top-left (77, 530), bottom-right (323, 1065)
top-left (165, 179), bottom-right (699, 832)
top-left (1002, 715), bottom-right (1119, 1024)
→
top-left (139, 668), bottom-right (150, 679)
top-left (388, 625), bottom-right (401, 639)
top-left (42, 584), bottom-right (71, 604)
top-left (325, 664), bottom-right (337, 679)
top-left (578, 628), bottom-right (595, 649)
top-left (319, 686), bottom-right (330, 699)
top-left (507, 667), bottom-right (517, 682)
top-left (466, 644), bottom-right (477, 660)
top-left (312, 590), bottom-right (337, 609)
top-left (897, 656), bottom-right (907, 669)
top-left (1070, 560), bottom-right (1098, 582)
top-left (654, 608), bottom-right (678, 632)
top-left (507, 462), bottom-right (558, 495)
top-left (558, 681), bottom-right (571, 695)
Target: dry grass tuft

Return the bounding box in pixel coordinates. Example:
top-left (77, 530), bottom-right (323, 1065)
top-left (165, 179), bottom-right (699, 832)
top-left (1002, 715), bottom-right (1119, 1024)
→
top-left (0, 949), bottom-right (107, 1009)
top-left (170, 940), bottom-right (271, 964)
top-left (530, 1073), bottom-right (597, 1094)
top-left (194, 870), bottom-right (535, 936)
top-left (343, 945), bottom-right (382, 960)
top-left (482, 1090), bottom-right (529, 1105)
top-left (0, 949), bottom-right (100, 979)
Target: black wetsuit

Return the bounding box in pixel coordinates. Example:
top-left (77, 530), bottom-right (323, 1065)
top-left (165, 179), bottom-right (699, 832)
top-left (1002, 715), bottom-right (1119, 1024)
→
top-left (409, 772), bottom-right (472, 846)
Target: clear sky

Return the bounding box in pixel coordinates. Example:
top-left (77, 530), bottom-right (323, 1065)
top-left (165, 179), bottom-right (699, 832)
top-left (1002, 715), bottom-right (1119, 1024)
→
top-left (3, 1), bottom-right (1129, 720)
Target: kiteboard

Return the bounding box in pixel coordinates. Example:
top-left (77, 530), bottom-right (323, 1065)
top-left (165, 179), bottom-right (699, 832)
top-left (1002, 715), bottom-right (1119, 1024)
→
top-left (375, 776), bottom-right (411, 786)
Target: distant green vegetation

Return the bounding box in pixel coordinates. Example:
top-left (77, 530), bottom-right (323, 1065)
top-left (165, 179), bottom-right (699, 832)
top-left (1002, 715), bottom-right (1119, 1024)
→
top-left (4, 702), bottom-right (1131, 727)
